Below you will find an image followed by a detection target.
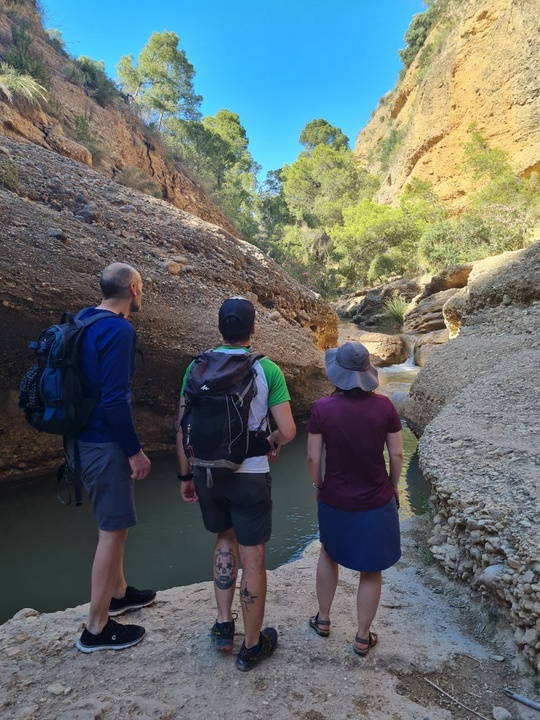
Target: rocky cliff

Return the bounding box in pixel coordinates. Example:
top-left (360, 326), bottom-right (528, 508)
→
top-left (404, 240), bottom-right (540, 669)
top-left (0, 134), bottom-right (337, 479)
top-left (0, 1), bottom-right (235, 232)
top-left (354, 0), bottom-right (540, 209)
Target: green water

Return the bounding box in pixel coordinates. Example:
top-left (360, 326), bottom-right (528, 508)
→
top-left (0, 425), bottom-right (428, 624)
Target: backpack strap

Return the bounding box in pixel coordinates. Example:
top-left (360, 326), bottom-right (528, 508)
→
top-left (74, 309), bottom-right (124, 327)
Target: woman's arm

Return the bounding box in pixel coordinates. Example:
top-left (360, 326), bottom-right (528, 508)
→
top-left (386, 430), bottom-right (403, 506)
top-left (307, 432), bottom-right (324, 497)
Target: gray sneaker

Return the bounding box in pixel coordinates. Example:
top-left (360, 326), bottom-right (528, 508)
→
top-left (235, 627), bottom-right (278, 672)
top-left (210, 618), bottom-right (235, 651)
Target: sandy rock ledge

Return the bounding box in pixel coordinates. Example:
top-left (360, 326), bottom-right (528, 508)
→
top-left (1, 518), bottom-right (538, 720)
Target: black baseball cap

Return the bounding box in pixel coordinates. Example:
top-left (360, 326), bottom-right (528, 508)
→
top-left (218, 297), bottom-right (256, 340)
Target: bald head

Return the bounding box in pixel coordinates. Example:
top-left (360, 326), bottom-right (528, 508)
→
top-left (99, 263), bottom-right (139, 300)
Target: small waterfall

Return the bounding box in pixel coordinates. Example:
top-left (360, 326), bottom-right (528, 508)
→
top-left (402, 334), bottom-right (417, 367)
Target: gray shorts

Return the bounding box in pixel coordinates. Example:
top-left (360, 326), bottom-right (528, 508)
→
top-left (66, 440), bottom-right (137, 531)
top-left (193, 470), bottom-right (272, 546)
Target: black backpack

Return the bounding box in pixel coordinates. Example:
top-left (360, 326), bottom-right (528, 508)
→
top-left (19, 309), bottom-right (119, 505)
top-left (181, 351), bottom-right (268, 481)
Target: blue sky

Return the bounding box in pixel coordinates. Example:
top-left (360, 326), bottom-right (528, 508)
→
top-left (42, 0), bottom-right (424, 178)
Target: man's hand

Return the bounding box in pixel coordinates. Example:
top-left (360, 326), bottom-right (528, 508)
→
top-left (129, 449), bottom-right (151, 480)
top-left (180, 480), bottom-right (198, 503)
top-left (266, 431), bottom-right (281, 463)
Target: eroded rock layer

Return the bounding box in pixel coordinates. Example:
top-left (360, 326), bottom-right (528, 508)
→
top-left (405, 241), bottom-right (540, 668)
top-left (0, 135), bottom-right (337, 478)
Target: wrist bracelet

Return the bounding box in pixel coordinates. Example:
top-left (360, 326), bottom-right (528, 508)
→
top-left (312, 483), bottom-right (322, 489)
top-left (177, 472), bottom-right (194, 482)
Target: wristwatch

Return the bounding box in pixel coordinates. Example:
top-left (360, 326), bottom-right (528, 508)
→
top-left (177, 472), bottom-right (194, 482)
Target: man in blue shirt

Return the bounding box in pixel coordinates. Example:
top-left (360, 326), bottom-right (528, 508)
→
top-left (67, 262), bottom-right (155, 653)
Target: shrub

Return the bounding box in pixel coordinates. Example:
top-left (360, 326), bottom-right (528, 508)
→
top-left (72, 114), bottom-right (104, 166)
top-left (0, 61), bottom-right (47, 104)
top-left (367, 253), bottom-right (396, 284)
top-left (382, 297), bottom-right (408, 327)
top-left (377, 128), bottom-right (404, 172)
top-left (115, 167), bottom-right (161, 197)
top-left (65, 57), bottom-right (119, 107)
top-left (4, 24), bottom-right (50, 87)
top-left (44, 28), bottom-right (68, 57)
top-left (0, 159), bottom-right (20, 192)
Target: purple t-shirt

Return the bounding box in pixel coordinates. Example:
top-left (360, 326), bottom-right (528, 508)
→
top-left (307, 392), bottom-right (402, 511)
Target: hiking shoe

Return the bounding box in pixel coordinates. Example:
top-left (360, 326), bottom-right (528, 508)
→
top-left (211, 618), bottom-right (235, 652)
top-left (109, 586), bottom-right (156, 616)
top-left (76, 618), bottom-right (145, 653)
top-left (235, 627), bottom-right (278, 672)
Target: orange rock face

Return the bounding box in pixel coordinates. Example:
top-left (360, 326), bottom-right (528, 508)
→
top-left (354, 0), bottom-right (540, 209)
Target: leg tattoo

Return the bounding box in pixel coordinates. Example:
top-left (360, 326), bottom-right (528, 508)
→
top-left (214, 548), bottom-right (236, 590)
top-left (240, 584), bottom-right (257, 612)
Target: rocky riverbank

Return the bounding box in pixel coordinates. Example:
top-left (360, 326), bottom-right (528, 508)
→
top-left (405, 242), bottom-right (540, 671)
top-left (1, 517), bottom-right (538, 720)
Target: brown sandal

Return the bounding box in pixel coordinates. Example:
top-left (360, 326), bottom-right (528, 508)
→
top-left (309, 612), bottom-right (331, 637)
top-left (353, 631), bottom-right (378, 657)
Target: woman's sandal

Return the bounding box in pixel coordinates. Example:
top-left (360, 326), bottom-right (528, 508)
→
top-left (353, 631), bottom-right (378, 657)
top-left (309, 612), bottom-right (331, 637)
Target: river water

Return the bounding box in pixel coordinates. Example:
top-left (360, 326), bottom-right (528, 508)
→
top-left (0, 367), bottom-right (429, 624)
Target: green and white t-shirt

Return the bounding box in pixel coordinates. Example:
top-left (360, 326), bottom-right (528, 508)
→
top-left (181, 346), bottom-right (291, 473)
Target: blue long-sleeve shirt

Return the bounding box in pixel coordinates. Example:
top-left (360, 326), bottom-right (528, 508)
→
top-left (76, 307), bottom-right (142, 457)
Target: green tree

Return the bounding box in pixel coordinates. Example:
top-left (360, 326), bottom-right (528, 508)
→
top-left (117, 31), bottom-right (202, 129)
top-left (299, 119), bottom-right (349, 152)
top-left (281, 144), bottom-right (377, 228)
top-left (329, 199), bottom-right (424, 285)
top-left (257, 169), bottom-right (293, 253)
top-left (164, 109), bottom-right (261, 243)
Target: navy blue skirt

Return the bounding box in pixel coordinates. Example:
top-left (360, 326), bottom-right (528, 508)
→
top-left (318, 497), bottom-right (401, 572)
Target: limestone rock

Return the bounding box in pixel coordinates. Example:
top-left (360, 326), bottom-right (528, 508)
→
top-left (403, 288), bottom-right (458, 334)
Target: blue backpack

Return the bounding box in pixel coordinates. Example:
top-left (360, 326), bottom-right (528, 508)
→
top-left (19, 309), bottom-right (119, 506)
top-left (19, 310), bottom-right (117, 436)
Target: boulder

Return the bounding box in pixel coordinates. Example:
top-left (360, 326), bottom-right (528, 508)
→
top-left (403, 288), bottom-right (459, 334)
top-left (353, 332), bottom-right (410, 367)
top-left (413, 329), bottom-right (449, 367)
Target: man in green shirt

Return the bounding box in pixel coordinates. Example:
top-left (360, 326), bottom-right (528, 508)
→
top-left (176, 297), bottom-right (296, 672)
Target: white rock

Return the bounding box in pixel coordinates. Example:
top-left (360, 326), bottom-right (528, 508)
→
top-left (47, 683), bottom-right (65, 696)
top-left (492, 707), bottom-right (512, 720)
top-left (12, 608), bottom-right (40, 620)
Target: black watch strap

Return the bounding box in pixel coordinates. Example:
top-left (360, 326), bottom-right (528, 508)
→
top-left (177, 472), bottom-right (194, 481)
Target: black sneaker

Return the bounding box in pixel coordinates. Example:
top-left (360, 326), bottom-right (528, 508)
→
top-left (211, 618), bottom-right (235, 652)
top-left (235, 627), bottom-right (278, 672)
top-left (76, 618), bottom-right (145, 653)
top-left (109, 586), bottom-right (156, 616)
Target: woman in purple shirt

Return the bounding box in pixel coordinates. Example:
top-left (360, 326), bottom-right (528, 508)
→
top-left (307, 342), bottom-right (403, 657)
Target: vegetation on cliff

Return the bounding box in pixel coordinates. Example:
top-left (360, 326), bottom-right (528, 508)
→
top-left (1, 0), bottom-right (539, 298)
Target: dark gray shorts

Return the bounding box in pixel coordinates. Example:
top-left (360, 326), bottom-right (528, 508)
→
top-left (193, 470), bottom-right (272, 546)
top-left (66, 440), bottom-right (137, 531)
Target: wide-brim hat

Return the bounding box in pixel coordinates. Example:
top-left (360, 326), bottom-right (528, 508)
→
top-left (325, 342), bottom-right (379, 391)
